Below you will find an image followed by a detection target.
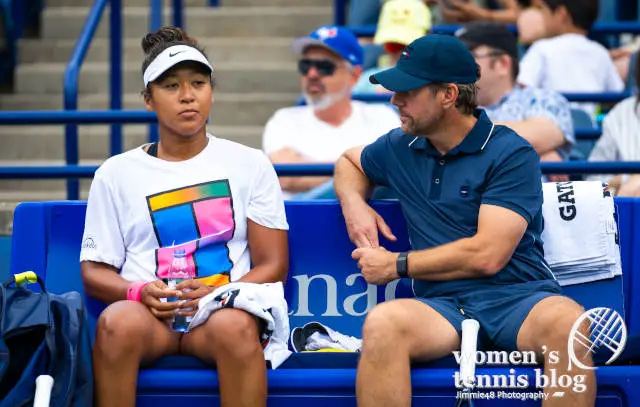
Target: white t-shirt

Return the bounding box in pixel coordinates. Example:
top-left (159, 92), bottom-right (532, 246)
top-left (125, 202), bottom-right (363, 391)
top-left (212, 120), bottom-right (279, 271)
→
top-left (517, 34), bottom-right (625, 118)
top-left (587, 96), bottom-right (640, 182)
top-left (262, 101), bottom-right (401, 161)
top-left (79, 135), bottom-right (289, 285)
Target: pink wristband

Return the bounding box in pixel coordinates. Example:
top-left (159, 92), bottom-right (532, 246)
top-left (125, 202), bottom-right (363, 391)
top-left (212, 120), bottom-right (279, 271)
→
top-left (127, 281), bottom-right (149, 302)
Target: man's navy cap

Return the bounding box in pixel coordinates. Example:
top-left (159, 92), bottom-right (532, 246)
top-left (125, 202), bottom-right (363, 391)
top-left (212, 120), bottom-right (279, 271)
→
top-left (292, 25), bottom-right (364, 66)
top-left (370, 34), bottom-right (479, 92)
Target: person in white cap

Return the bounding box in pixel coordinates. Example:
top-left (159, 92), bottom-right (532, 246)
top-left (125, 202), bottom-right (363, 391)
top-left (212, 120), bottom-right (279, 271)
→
top-left (262, 25), bottom-right (400, 200)
top-left (80, 26), bottom-right (289, 407)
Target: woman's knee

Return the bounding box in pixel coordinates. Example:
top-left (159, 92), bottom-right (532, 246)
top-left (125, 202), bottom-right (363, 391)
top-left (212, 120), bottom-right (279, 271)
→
top-left (95, 301), bottom-right (152, 354)
top-left (205, 309), bottom-right (262, 359)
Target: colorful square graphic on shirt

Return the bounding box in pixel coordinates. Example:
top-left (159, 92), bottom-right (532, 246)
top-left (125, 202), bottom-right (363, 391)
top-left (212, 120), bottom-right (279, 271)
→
top-left (147, 180), bottom-right (235, 284)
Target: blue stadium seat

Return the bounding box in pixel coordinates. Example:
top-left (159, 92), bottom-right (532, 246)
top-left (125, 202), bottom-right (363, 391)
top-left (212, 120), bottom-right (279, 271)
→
top-left (569, 108), bottom-right (598, 161)
top-left (9, 199), bottom-right (640, 406)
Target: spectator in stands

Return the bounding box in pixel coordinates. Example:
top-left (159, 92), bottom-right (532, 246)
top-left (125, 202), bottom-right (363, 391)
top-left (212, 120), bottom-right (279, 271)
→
top-left (80, 27), bottom-right (289, 407)
top-left (263, 25), bottom-right (400, 200)
top-left (517, 0), bottom-right (625, 119)
top-left (516, 1), bottom-right (547, 45)
top-left (455, 22), bottom-right (574, 166)
top-left (589, 52), bottom-right (640, 197)
top-left (353, 0), bottom-right (431, 94)
top-left (334, 34), bottom-right (595, 407)
top-left (439, 0), bottom-right (521, 24)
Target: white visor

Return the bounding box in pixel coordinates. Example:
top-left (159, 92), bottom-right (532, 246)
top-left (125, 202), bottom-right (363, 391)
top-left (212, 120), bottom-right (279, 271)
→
top-left (143, 44), bottom-right (213, 87)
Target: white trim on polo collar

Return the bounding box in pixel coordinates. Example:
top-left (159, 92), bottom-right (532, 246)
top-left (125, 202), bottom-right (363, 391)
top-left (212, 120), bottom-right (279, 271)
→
top-left (143, 45), bottom-right (213, 87)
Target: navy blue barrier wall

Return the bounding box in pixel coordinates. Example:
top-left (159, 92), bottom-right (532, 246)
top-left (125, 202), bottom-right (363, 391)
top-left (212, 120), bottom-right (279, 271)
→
top-left (8, 199), bottom-right (640, 406)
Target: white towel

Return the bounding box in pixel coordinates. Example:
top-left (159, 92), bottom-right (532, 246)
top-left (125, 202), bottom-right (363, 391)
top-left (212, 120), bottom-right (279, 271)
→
top-left (541, 181), bottom-right (621, 286)
top-left (189, 282), bottom-right (292, 369)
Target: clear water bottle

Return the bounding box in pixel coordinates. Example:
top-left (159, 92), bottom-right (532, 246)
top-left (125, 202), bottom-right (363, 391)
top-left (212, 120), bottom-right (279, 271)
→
top-left (164, 249), bottom-right (195, 332)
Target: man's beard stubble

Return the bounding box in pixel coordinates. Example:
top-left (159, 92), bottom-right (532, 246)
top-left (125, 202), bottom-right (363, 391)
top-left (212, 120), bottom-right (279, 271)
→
top-left (401, 108), bottom-right (444, 137)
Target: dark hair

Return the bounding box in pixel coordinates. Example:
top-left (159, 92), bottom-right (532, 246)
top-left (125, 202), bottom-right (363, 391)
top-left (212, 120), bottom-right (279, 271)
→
top-left (475, 45), bottom-right (519, 82)
top-left (141, 26), bottom-right (212, 97)
top-left (542, 0), bottom-right (599, 32)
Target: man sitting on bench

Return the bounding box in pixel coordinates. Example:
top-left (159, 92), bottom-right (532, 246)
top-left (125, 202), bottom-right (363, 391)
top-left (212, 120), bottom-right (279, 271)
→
top-left (334, 34), bottom-right (594, 407)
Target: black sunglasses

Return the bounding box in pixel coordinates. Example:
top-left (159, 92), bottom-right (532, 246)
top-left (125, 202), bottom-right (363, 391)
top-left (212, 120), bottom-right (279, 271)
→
top-left (298, 59), bottom-right (338, 76)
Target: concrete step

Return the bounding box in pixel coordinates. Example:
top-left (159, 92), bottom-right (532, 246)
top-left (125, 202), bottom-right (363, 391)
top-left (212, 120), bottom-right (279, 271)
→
top-left (19, 37), bottom-right (298, 64)
top-left (46, 0), bottom-right (207, 7)
top-left (0, 93), bottom-right (298, 126)
top-left (42, 7), bottom-right (332, 40)
top-left (0, 124), bottom-right (264, 161)
top-left (46, 0), bottom-right (330, 7)
top-left (0, 177), bottom-right (92, 203)
top-left (0, 160), bottom-right (96, 217)
top-left (15, 61), bottom-right (299, 94)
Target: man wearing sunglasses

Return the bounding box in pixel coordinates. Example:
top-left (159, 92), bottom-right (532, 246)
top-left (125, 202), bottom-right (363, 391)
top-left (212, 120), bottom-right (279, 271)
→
top-left (262, 25), bottom-right (400, 200)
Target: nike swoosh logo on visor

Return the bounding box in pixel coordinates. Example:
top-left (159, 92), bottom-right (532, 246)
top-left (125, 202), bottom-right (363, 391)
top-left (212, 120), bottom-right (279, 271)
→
top-left (169, 51), bottom-right (185, 57)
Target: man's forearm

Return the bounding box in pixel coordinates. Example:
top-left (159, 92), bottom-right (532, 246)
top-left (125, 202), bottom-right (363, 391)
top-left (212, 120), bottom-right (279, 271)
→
top-left (334, 154), bottom-right (372, 204)
top-left (485, 8), bottom-right (518, 23)
top-left (406, 237), bottom-right (501, 281)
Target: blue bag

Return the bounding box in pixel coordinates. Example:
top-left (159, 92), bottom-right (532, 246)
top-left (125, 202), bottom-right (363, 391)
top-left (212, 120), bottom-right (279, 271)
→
top-left (0, 271), bottom-right (93, 407)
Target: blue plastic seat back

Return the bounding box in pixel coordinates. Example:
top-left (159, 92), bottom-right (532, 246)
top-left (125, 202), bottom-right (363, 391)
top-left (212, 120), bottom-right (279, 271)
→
top-left (570, 108), bottom-right (598, 160)
top-left (10, 199), bottom-right (634, 347)
top-left (9, 203), bottom-right (48, 290)
top-left (284, 200), bottom-right (413, 337)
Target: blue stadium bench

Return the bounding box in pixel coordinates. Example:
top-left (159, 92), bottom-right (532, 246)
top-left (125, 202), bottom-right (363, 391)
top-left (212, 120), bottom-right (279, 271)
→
top-left (9, 199), bottom-right (640, 407)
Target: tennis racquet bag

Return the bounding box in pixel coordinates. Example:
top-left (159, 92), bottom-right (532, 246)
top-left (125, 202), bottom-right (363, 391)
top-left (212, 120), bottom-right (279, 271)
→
top-left (0, 272), bottom-right (93, 407)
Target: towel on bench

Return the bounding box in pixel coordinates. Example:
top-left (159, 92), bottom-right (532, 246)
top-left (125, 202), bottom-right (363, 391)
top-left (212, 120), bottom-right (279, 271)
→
top-left (290, 321), bottom-right (362, 352)
top-left (188, 282), bottom-right (292, 369)
top-left (541, 181), bottom-right (622, 286)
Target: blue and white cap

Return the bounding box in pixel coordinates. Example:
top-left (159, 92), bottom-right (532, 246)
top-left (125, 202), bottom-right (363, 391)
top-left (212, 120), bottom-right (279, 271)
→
top-left (292, 25), bottom-right (364, 66)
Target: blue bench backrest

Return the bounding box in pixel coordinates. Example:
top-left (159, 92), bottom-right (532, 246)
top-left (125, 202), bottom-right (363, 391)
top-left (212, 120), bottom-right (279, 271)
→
top-left (9, 199), bottom-right (638, 345)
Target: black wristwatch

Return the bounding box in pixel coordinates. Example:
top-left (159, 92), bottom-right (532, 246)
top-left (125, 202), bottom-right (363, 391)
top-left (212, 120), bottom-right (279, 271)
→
top-left (396, 251), bottom-right (410, 278)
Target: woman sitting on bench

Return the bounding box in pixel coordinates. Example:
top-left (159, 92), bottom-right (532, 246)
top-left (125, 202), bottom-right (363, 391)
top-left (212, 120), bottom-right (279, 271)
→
top-left (79, 26), bottom-right (289, 407)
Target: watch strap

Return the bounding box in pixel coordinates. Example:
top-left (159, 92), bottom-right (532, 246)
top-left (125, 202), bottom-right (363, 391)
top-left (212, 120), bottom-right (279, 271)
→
top-left (397, 251), bottom-right (409, 278)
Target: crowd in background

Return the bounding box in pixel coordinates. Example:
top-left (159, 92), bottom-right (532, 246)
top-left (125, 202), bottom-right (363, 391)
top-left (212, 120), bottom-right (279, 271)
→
top-left (260, 0), bottom-right (640, 199)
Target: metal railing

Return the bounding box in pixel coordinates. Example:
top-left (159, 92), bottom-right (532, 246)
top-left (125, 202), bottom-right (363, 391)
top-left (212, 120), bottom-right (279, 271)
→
top-left (344, 22), bottom-right (640, 38)
top-left (0, 110), bottom-right (156, 198)
top-left (341, 92), bottom-right (633, 105)
top-left (2, 162), bottom-right (640, 180)
top-left (150, 0), bottom-right (184, 32)
top-left (0, 110), bottom-right (156, 125)
top-left (333, 0), bottom-right (640, 37)
top-left (0, 106), bottom-right (603, 157)
top-left (2, 1), bottom-right (638, 199)
top-left (62, 0), bottom-right (183, 200)
top-left (63, 0), bottom-right (118, 201)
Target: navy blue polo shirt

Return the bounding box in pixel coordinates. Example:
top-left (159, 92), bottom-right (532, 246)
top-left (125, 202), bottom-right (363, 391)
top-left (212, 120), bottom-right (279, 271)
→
top-left (361, 109), bottom-right (559, 297)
